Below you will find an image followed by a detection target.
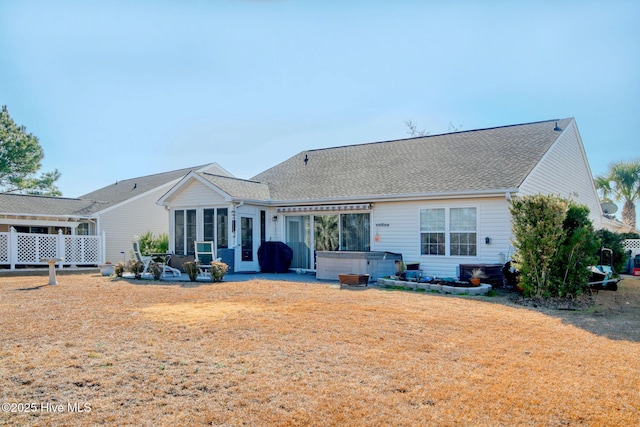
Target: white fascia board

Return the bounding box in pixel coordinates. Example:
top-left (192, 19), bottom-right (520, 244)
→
top-left (92, 178), bottom-right (186, 214)
top-left (157, 172), bottom-right (233, 206)
top-left (0, 217), bottom-right (82, 227)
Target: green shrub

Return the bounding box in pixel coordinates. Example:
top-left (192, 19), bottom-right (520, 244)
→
top-left (594, 229), bottom-right (629, 273)
top-left (510, 194), bottom-right (568, 297)
top-left (551, 203), bottom-right (599, 297)
top-left (510, 194), bottom-right (599, 298)
top-left (136, 231), bottom-right (169, 255)
top-left (209, 261), bottom-right (229, 282)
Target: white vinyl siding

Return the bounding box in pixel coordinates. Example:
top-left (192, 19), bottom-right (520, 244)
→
top-left (168, 179), bottom-right (228, 207)
top-left (98, 188), bottom-right (171, 263)
top-left (371, 198), bottom-right (511, 278)
top-left (519, 120), bottom-right (603, 228)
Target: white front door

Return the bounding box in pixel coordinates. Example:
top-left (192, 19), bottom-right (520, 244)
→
top-left (236, 214), bottom-right (259, 272)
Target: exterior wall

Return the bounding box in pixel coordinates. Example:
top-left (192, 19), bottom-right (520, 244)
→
top-left (98, 187), bottom-right (172, 264)
top-left (519, 119), bottom-right (604, 229)
top-left (167, 178), bottom-right (229, 208)
top-left (165, 179), bottom-right (266, 272)
top-left (368, 197), bottom-right (512, 278)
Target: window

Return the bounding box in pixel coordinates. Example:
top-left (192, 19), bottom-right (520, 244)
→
top-left (217, 208), bottom-right (228, 249)
top-left (420, 209), bottom-right (445, 255)
top-left (174, 209), bottom-right (196, 254)
top-left (77, 223), bottom-right (89, 235)
top-left (450, 207), bottom-right (477, 256)
top-left (340, 213), bottom-right (370, 251)
top-left (313, 213), bottom-right (370, 252)
top-left (420, 207), bottom-right (477, 256)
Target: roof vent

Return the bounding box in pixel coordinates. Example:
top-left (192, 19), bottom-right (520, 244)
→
top-left (304, 154), bottom-right (309, 166)
top-left (553, 122), bottom-right (561, 131)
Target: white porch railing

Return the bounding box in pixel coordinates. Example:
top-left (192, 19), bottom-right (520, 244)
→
top-left (0, 228), bottom-right (104, 269)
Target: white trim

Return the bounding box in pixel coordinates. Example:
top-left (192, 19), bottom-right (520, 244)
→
top-left (0, 218), bottom-right (81, 228)
top-left (272, 189), bottom-right (519, 206)
top-left (157, 172), bottom-right (233, 206)
top-left (277, 204), bottom-right (371, 213)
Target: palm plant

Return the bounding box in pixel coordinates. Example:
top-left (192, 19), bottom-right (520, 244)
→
top-left (314, 215), bottom-right (339, 251)
top-left (595, 160), bottom-right (640, 230)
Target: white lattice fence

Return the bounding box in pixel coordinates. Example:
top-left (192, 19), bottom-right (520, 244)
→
top-left (0, 234), bottom-right (8, 263)
top-left (64, 236), bottom-right (100, 264)
top-left (625, 239), bottom-right (640, 257)
top-left (0, 229), bottom-right (103, 269)
top-left (17, 233), bottom-right (58, 263)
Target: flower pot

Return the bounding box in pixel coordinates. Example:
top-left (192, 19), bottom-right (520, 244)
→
top-left (99, 264), bottom-right (115, 276)
top-left (470, 278), bottom-right (481, 286)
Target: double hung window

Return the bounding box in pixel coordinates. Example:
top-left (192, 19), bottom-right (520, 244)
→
top-left (420, 207), bottom-right (477, 256)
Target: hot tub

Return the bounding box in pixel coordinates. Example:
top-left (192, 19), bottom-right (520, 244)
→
top-left (316, 251), bottom-right (403, 281)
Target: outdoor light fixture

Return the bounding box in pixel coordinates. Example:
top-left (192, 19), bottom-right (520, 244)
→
top-left (272, 215), bottom-right (278, 222)
top-left (485, 237), bottom-right (491, 244)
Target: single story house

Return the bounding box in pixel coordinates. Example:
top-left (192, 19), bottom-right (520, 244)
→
top-left (0, 163), bottom-right (230, 268)
top-left (157, 118), bottom-right (609, 278)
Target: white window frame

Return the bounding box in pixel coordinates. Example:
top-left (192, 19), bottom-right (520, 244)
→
top-left (420, 207), bottom-right (477, 257)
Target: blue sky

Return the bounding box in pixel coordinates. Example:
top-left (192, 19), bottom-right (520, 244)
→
top-left (1, 1), bottom-right (639, 210)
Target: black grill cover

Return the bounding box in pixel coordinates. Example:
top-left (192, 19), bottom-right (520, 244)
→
top-left (258, 242), bottom-right (294, 273)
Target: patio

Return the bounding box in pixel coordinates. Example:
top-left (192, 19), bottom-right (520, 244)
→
top-left (122, 270), bottom-right (330, 285)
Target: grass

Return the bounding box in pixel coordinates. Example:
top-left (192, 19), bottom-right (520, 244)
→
top-left (1, 273), bottom-right (639, 426)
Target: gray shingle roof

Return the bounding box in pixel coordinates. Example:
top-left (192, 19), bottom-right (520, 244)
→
top-left (197, 173), bottom-right (271, 201)
top-left (0, 193), bottom-right (109, 217)
top-left (251, 118), bottom-right (573, 202)
top-left (79, 164), bottom-right (211, 207)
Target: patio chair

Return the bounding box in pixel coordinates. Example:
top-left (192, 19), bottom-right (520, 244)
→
top-left (132, 241), bottom-right (153, 277)
top-left (194, 241), bottom-right (218, 278)
top-left (153, 252), bottom-right (182, 278)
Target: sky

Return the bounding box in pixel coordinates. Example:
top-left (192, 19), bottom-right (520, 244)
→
top-left (1, 1), bottom-right (639, 215)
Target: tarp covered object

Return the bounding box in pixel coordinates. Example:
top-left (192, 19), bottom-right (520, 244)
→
top-left (258, 241), bottom-right (294, 273)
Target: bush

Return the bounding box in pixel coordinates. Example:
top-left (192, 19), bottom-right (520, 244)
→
top-left (210, 261), bottom-right (229, 282)
top-left (183, 262), bottom-right (199, 282)
top-left (127, 259), bottom-right (144, 279)
top-left (136, 231), bottom-right (169, 255)
top-left (510, 194), bottom-right (568, 297)
top-left (114, 262), bottom-right (125, 277)
top-left (150, 263), bottom-right (162, 280)
top-left (551, 203), bottom-right (599, 297)
top-left (594, 229), bottom-right (628, 273)
top-left (510, 194), bottom-right (599, 298)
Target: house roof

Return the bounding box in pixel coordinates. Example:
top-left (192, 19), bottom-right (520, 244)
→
top-left (251, 118), bottom-right (574, 202)
top-left (0, 193), bottom-right (109, 217)
top-left (197, 173), bottom-right (271, 201)
top-left (79, 164), bottom-right (214, 208)
top-left (0, 164), bottom-right (216, 219)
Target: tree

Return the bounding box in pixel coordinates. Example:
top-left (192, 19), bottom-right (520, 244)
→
top-left (510, 194), bottom-right (599, 298)
top-left (595, 159), bottom-right (640, 230)
top-left (404, 119), bottom-right (429, 137)
top-left (510, 194), bottom-right (568, 297)
top-left (0, 105), bottom-right (61, 195)
top-left (314, 215), bottom-right (339, 251)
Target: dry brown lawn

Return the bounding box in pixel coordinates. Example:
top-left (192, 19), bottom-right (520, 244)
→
top-left (1, 273), bottom-right (639, 426)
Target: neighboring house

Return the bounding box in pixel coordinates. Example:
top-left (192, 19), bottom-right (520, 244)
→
top-left (157, 118), bottom-right (608, 278)
top-left (0, 163), bottom-right (230, 268)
